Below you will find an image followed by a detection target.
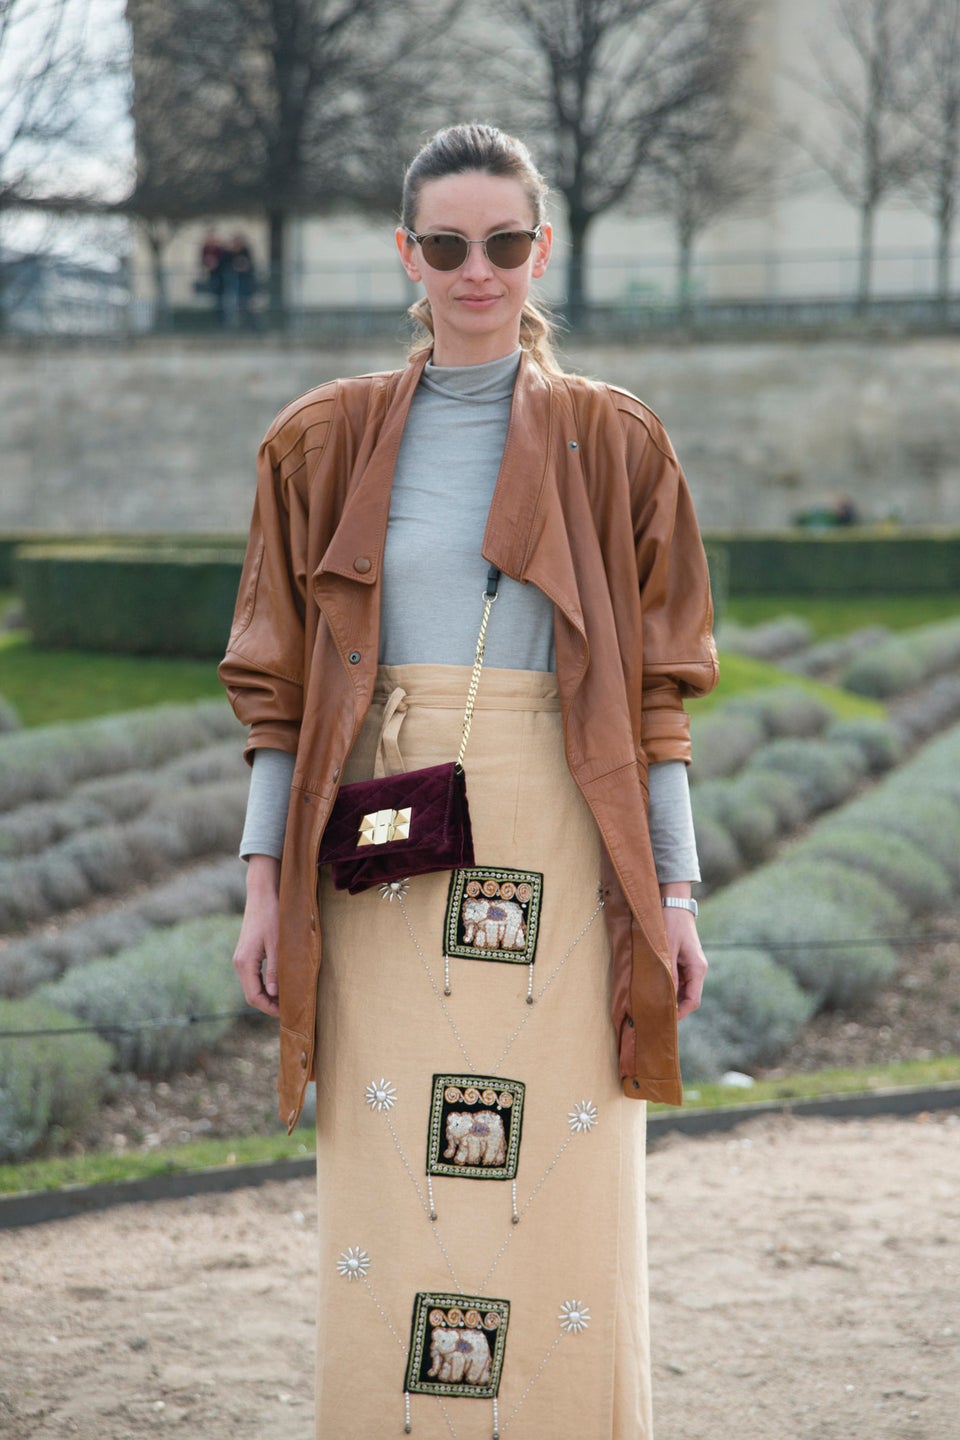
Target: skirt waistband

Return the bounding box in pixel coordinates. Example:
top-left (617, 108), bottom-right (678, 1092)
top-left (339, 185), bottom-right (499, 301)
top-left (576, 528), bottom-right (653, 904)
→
top-left (373, 663), bottom-right (560, 711)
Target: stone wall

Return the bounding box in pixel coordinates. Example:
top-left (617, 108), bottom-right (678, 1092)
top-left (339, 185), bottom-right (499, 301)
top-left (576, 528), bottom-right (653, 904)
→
top-left (3, 335), bottom-right (958, 535)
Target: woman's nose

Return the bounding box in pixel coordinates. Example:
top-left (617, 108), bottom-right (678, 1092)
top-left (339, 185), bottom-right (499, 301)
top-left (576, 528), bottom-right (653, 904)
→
top-left (461, 241), bottom-right (495, 279)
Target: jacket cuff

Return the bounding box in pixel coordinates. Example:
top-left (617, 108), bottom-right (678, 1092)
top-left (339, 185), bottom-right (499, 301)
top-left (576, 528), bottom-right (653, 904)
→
top-left (242, 720), bottom-right (301, 766)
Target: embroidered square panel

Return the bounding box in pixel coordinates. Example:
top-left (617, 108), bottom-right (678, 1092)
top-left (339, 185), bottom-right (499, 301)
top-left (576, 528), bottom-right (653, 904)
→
top-left (444, 866), bottom-right (544, 966)
top-left (426, 1074), bottom-right (525, 1182)
top-left (405, 1292), bottom-right (510, 1400)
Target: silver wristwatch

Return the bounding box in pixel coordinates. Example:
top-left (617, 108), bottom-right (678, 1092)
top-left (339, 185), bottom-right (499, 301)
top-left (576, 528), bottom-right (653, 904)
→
top-left (661, 896), bottom-right (699, 919)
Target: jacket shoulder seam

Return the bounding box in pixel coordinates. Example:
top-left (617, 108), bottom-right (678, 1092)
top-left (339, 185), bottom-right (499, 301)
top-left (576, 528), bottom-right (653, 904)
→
top-left (603, 383), bottom-right (677, 465)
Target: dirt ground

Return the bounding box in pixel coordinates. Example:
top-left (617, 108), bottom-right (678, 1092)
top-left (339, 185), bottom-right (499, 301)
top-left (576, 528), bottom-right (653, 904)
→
top-left (1, 1108), bottom-right (957, 1440)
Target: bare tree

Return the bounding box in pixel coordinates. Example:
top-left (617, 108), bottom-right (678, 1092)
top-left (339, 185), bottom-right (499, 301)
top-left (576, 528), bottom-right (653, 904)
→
top-left (902, 0), bottom-right (960, 305)
top-left (643, 86), bottom-right (777, 314)
top-left (483, 0), bottom-right (751, 316)
top-left (0, 0), bottom-right (100, 324)
top-left (126, 0), bottom-right (460, 321)
top-left (786, 0), bottom-right (924, 311)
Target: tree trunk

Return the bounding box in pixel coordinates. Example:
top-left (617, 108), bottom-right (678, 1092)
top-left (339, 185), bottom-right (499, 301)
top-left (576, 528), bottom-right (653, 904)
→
top-left (147, 231), bottom-right (170, 331)
top-left (936, 198), bottom-right (954, 312)
top-left (565, 209), bottom-right (590, 327)
top-left (267, 209), bottom-right (286, 327)
top-left (856, 199), bottom-right (875, 313)
top-left (677, 219), bottom-right (694, 319)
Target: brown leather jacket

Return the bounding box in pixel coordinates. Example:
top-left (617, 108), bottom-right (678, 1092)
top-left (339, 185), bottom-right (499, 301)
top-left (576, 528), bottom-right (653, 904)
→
top-left (219, 350), bottom-right (718, 1130)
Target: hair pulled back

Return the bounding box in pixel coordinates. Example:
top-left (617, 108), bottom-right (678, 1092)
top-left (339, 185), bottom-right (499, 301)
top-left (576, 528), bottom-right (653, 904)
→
top-left (401, 123), bottom-right (562, 375)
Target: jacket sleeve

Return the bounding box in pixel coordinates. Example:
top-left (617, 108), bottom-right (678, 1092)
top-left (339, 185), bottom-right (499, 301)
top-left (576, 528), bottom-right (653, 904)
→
top-left (627, 404), bottom-right (719, 766)
top-left (218, 420), bottom-right (310, 766)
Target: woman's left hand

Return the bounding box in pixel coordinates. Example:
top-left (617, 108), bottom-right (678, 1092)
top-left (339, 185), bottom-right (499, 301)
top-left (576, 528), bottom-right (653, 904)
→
top-left (661, 907), bottom-right (708, 1019)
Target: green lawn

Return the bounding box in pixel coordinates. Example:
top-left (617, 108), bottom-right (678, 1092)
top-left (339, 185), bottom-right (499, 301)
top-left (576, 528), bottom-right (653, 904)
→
top-left (0, 628), bottom-right (224, 727)
top-left (724, 593), bottom-right (960, 637)
top-left (692, 650), bottom-right (885, 719)
top-left (0, 595), bottom-right (893, 729)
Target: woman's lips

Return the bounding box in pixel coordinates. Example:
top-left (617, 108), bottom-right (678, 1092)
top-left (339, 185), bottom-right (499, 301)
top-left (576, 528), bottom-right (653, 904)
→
top-left (457, 293), bottom-right (501, 308)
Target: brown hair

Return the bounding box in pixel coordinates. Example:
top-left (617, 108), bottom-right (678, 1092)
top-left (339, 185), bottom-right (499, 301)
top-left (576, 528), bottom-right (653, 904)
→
top-left (401, 123), bottom-right (563, 375)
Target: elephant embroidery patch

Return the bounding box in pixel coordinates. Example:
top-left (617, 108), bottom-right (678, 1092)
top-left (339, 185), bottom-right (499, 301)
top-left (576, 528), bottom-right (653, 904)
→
top-left (405, 1292), bottom-right (510, 1400)
top-left (444, 866), bottom-right (543, 966)
top-left (427, 1074), bottom-right (525, 1182)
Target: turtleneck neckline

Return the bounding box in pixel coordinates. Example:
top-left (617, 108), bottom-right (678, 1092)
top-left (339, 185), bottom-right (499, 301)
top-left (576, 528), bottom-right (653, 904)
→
top-left (421, 349), bottom-right (521, 403)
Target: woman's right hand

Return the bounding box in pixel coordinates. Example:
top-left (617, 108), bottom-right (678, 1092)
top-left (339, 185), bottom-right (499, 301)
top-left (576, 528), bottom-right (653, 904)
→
top-left (233, 854), bottom-right (281, 1017)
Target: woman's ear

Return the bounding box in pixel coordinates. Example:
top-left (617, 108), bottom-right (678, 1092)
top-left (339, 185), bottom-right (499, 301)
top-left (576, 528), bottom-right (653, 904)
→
top-left (396, 227), bottom-right (421, 283)
top-left (531, 223), bottom-right (553, 279)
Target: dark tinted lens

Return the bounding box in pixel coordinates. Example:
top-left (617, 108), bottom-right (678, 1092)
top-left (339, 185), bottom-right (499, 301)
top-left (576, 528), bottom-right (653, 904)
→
top-left (484, 231), bottom-right (535, 268)
top-left (420, 233), bottom-right (469, 270)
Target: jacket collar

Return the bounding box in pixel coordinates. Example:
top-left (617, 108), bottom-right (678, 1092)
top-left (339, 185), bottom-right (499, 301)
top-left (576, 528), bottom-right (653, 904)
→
top-left (317, 348), bottom-right (586, 643)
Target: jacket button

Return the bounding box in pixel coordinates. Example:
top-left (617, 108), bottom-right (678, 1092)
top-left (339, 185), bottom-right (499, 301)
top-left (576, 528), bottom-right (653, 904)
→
top-left (626, 1016), bottom-right (635, 1029)
top-left (348, 651), bottom-right (361, 664)
top-left (353, 556), bottom-right (372, 574)
top-left (632, 1079), bottom-right (641, 1090)
top-left (300, 1050), bottom-right (309, 1069)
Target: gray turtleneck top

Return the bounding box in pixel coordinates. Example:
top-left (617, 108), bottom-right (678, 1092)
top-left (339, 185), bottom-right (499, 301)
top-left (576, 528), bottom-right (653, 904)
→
top-left (240, 350), bottom-right (699, 881)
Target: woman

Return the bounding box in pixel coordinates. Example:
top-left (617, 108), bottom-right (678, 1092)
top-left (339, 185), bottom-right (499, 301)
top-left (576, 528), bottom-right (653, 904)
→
top-left (220, 123), bottom-right (718, 1440)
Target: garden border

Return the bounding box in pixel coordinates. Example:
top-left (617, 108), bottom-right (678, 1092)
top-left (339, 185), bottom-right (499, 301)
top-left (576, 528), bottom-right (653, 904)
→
top-left (2, 1081), bottom-right (957, 1231)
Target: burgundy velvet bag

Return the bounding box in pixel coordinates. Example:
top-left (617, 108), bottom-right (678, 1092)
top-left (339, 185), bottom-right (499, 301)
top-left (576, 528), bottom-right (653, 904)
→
top-left (316, 760), bottom-right (474, 895)
top-left (317, 566), bottom-right (499, 895)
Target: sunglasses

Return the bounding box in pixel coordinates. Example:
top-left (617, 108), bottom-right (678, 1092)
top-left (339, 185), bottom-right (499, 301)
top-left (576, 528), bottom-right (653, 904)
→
top-left (407, 227), bottom-right (542, 272)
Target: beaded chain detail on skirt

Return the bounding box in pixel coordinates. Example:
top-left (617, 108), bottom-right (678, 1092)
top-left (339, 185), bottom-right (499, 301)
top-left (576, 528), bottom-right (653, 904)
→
top-left (315, 665), bottom-right (652, 1440)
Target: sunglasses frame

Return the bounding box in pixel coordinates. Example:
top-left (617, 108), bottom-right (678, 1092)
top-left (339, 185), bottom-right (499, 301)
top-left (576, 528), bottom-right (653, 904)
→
top-left (406, 227), bottom-right (543, 271)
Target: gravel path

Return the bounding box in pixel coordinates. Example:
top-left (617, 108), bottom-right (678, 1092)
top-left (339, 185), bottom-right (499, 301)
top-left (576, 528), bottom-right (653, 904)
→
top-left (2, 1110), bottom-right (957, 1440)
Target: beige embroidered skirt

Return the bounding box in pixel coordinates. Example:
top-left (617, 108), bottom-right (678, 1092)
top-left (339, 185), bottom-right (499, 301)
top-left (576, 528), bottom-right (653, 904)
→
top-left (315, 665), bottom-right (651, 1440)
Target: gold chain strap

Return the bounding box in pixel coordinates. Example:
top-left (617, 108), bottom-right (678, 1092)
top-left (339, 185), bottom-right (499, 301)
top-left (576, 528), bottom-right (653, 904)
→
top-left (456, 580), bottom-right (499, 769)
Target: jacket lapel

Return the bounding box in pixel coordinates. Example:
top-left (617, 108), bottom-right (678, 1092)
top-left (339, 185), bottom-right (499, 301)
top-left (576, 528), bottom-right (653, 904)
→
top-left (483, 353), bottom-right (589, 673)
top-left (316, 355), bottom-right (427, 588)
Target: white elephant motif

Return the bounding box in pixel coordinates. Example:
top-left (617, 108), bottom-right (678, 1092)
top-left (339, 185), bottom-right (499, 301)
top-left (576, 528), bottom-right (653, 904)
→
top-left (428, 1327), bottom-right (492, 1386)
top-left (461, 896), bottom-right (526, 951)
top-left (443, 1110), bottom-right (507, 1167)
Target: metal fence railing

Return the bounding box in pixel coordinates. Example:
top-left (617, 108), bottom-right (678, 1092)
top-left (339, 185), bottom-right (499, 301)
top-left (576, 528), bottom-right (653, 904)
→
top-left (4, 245), bottom-right (960, 339)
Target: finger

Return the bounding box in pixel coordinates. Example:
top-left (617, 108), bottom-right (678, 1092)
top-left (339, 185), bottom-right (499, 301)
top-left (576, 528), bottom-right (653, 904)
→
top-left (676, 956), bottom-right (708, 1019)
top-left (233, 945), bottom-right (279, 1016)
top-left (264, 943), bottom-right (279, 1000)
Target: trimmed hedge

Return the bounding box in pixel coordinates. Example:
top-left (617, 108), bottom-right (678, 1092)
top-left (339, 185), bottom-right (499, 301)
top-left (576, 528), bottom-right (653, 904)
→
top-left (0, 856), bottom-right (246, 998)
top-left (36, 915), bottom-right (242, 1076)
top-left (0, 997), bottom-right (114, 1160)
top-left (840, 617), bottom-right (960, 697)
top-left (0, 698), bottom-right (238, 812)
top-left (0, 529), bottom-right (245, 588)
top-left (14, 543), bottom-right (246, 657)
top-left (704, 530), bottom-right (960, 596)
top-left (714, 615), bottom-right (813, 662)
top-left (680, 947), bottom-right (815, 1082)
top-left (0, 779), bottom-right (248, 931)
top-left (686, 717), bottom-right (960, 1080)
top-left (0, 697), bottom-right (19, 734)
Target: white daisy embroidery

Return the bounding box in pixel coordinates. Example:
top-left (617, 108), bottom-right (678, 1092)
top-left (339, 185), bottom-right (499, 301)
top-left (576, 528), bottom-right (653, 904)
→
top-left (379, 879), bottom-right (410, 902)
top-left (365, 1078), bottom-right (397, 1113)
top-left (558, 1300), bottom-right (591, 1334)
top-left (337, 1247), bottom-right (371, 1281)
top-left (568, 1100), bottom-right (598, 1133)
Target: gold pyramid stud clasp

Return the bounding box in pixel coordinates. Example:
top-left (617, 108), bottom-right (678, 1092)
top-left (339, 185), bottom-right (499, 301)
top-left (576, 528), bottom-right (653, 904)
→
top-left (357, 807), bottom-right (412, 846)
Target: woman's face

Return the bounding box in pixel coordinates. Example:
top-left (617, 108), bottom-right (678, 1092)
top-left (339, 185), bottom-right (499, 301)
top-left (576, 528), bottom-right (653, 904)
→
top-left (396, 171), bottom-right (552, 367)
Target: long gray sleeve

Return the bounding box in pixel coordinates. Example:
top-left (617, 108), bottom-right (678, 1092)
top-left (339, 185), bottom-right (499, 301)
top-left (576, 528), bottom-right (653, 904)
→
top-left (239, 747), bottom-right (295, 860)
top-left (647, 760), bottom-right (700, 883)
top-left (240, 747), bottom-right (700, 882)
